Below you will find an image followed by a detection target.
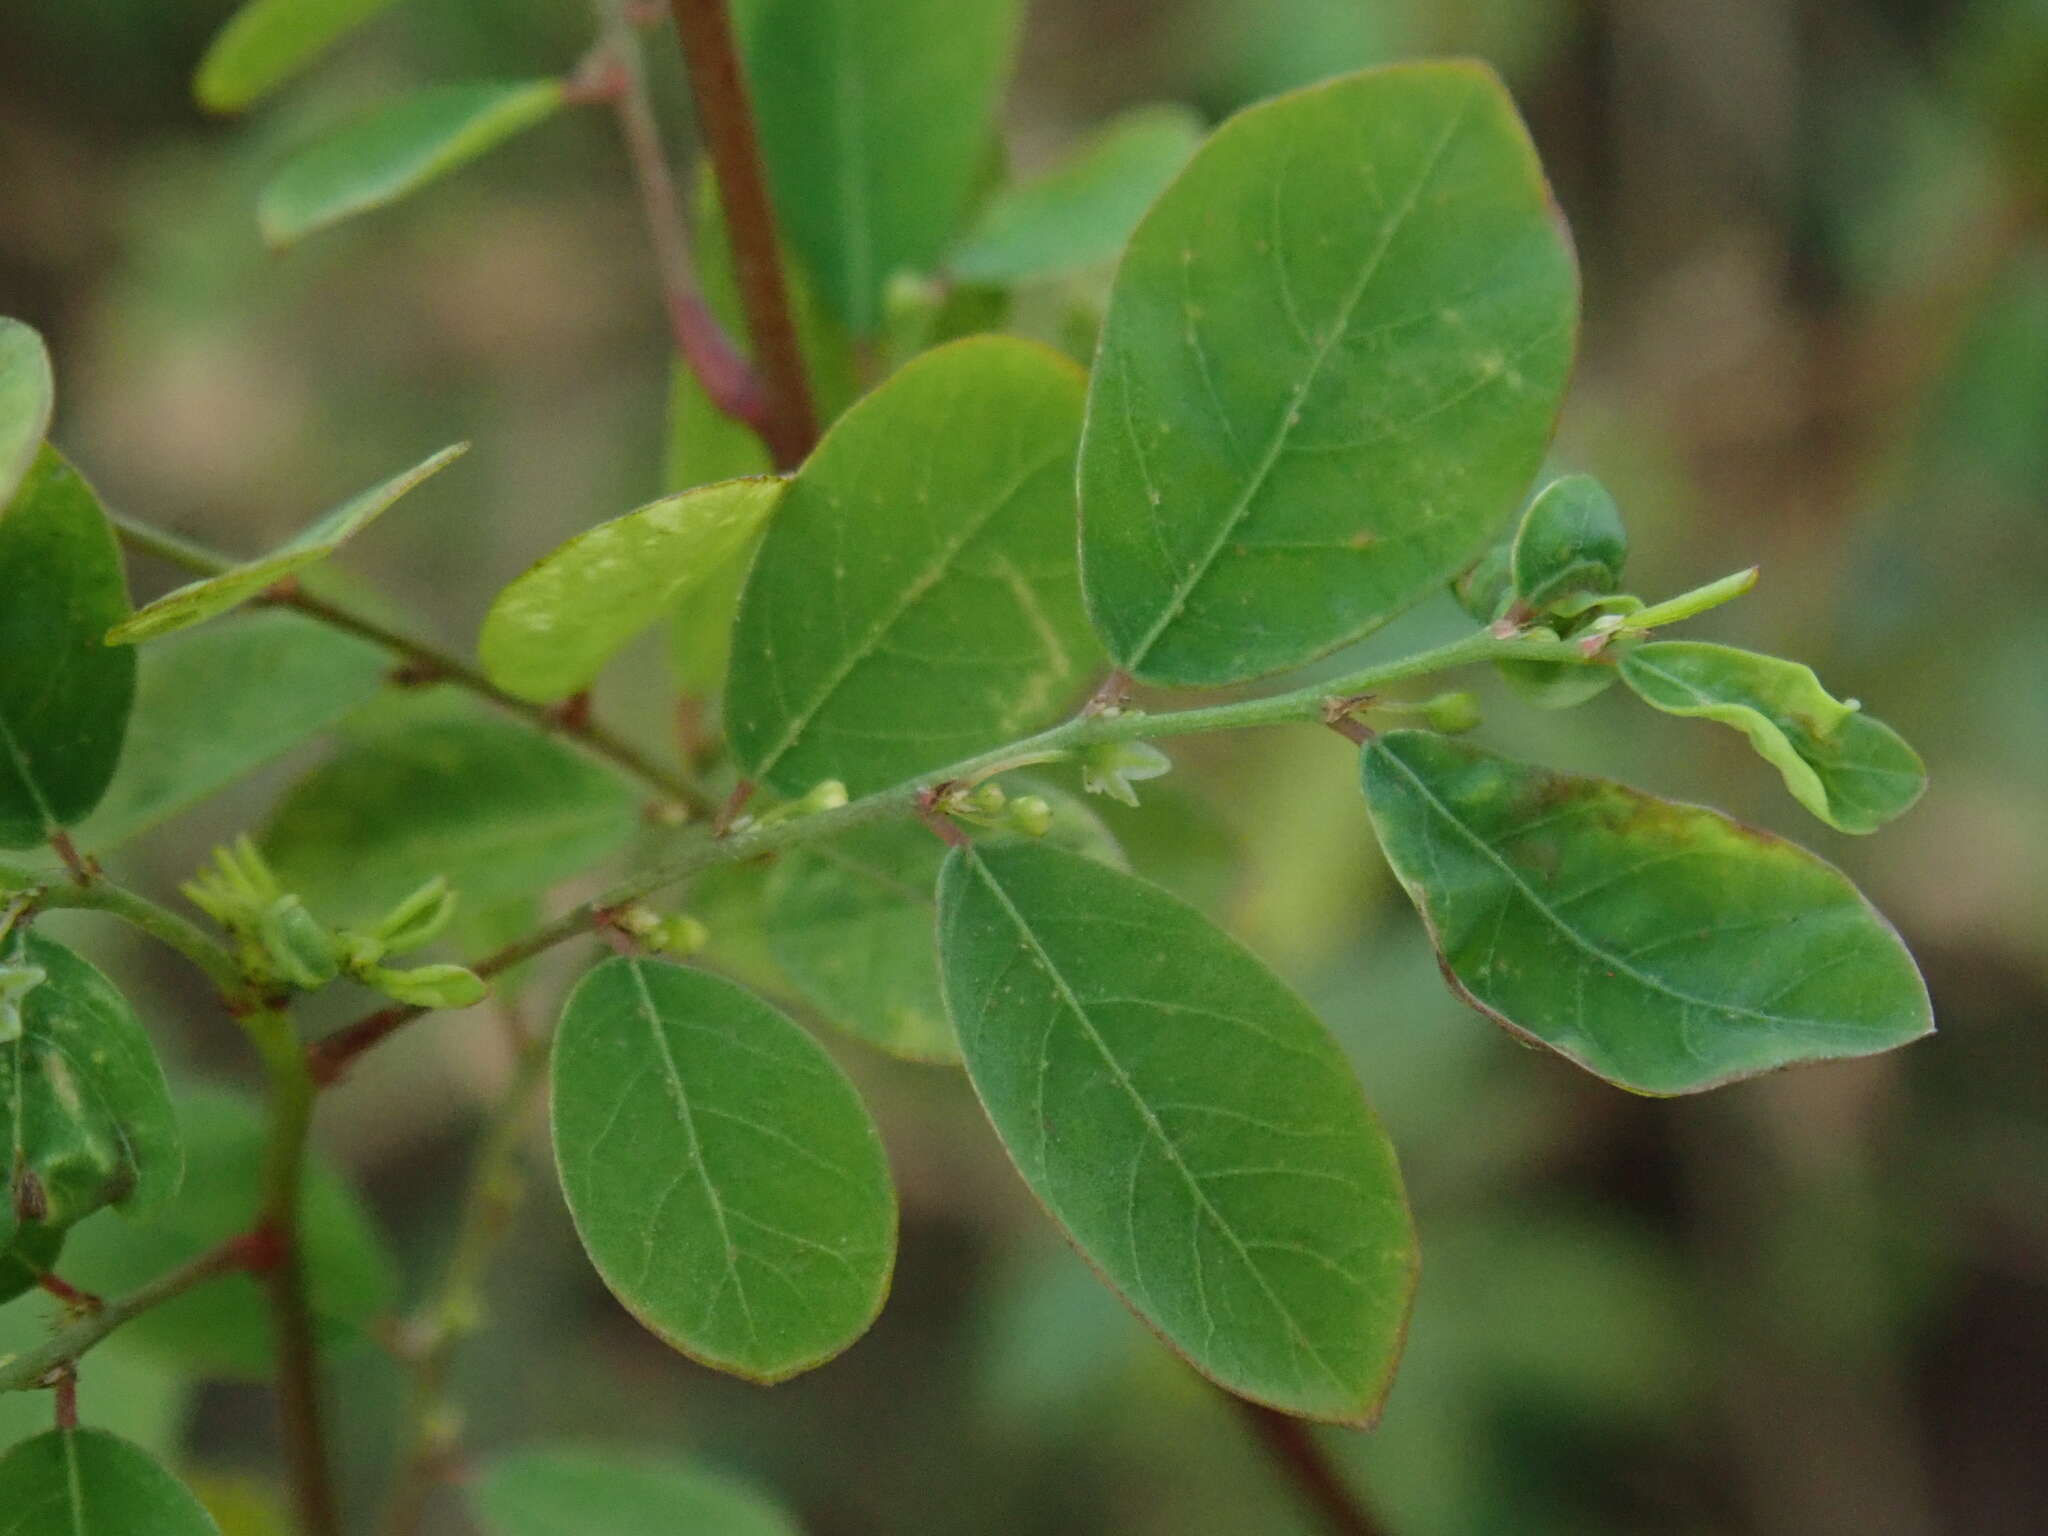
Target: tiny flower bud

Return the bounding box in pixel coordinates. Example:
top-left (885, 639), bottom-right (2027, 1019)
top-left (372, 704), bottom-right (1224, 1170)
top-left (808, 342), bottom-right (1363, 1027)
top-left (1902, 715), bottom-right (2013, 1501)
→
top-left (258, 896), bottom-right (339, 989)
top-left (1005, 795), bottom-right (1053, 838)
top-left (372, 876), bottom-right (458, 954)
top-left (368, 963), bottom-right (487, 1011)
top-left (1419, 691), bottom-right (1482, 734)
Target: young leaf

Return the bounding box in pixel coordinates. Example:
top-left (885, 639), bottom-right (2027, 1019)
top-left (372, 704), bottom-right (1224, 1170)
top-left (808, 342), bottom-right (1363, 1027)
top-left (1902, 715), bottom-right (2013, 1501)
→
top-left (1359, 730), bottom-right (1933, 1095)
top-left (58, 1085), bottom-right (396, 1378)
top-left (0, 1429), bottom-right (220, 1535)
top-left (258, 80), bottom-right (567, 249)
top-left (74, 611), bottom-right (388, 855)
top-left (0, 932), bottom-right (181, 1237)
top-left (550, 958), bottom-right (897, 1383)
top-left (262, 703), bottom-right (639, 928)
top-left (739, 0), bottom-right (1022, 333)
top-left (471, 1447), bottom-right (800, 1536)
top-left (935, 841), bottom-right (1416, 1423)
top-left (195, 0), bottom-right (403, 114)
top-left (949, 105), bottom-right (1205, 284)
top-left (1079, 62), bottom-right (1579, 685)
top-left (479, 478), bottom-right (785, 704)
top-left (0, 317), bottom-right (54, 509)
top-left (1508, 473), bottom-right (1625, 613)
top-left (0, 450), bottom-right (136, 850)
top-left (1619, 642), bottom-right (1927, 834)
top-left (107, 444), bottom-right (465, 644)
top-left (763, 783), bottom-right (1123, 1063)
top-left (728, 337), bottom-right (1096, 797)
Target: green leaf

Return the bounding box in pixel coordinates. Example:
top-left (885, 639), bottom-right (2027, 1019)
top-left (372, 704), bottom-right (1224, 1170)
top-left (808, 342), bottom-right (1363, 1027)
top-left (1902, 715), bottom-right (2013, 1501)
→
top-left (107, 444), bottom-right (465, 645)
top-left (74, 611), bottom-right (388, 854)
top-left (0, 318), bottom-right (54, 510)
top-left (59, 1085), bottom-right (396, 1378)
top-left (935, 841), bottom-right (1416, 1422)
top-left (739, 0), bottom-right (1023, 332)
top-left (471, 1447), bottom-right (801, 1536)
top-left (0, 1219), bottom-right (65, 1307)
top-left (728, 337), bottom-right (1096, 797)
top-left (1619, 642), bottom-right (1927, 834)
top-left (0, 1429), bottom-right (219, 1534)
top-left (1359, 729), bottom-right (1934, 1095)
top-left (0, 932), bottom-right (181, 1239)
top-left (0, 449), bottom-right (136, 850)
top-left (949, 105), bottom-right (1205, 284)
top-left (480, 478), bottom-right (785, 704)
top-left (1508, 473), bottom-right (1625, 613)
top-left (195, 0), bottom-right (403, 114)
top-left (550, 958), bottom-right (896, 1383)
top-left (262, 703), bottom-right (639, 928)
top-left (1079, 62), bottom-right (1579, 685)
top-left (763, 782), bottom-right (1123, 1063)
top-left (257, 81), bottom-right (566, 249)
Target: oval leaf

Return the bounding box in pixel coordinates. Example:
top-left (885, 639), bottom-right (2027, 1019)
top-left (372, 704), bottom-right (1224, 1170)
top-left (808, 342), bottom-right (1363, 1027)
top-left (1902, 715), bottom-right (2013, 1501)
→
top-left (1, 932), bottom-right (181, 1237)
top-left (1619, 642), bottom-right (1927, 834)
top-left (1508, 473), bottom-right (1625, 613)
top-left (728, 337), bottom-right (1096, 797)
top-left (763, 784), bottom-right (1123, 1063)
top-left (550, 958), bottom-right (897, 1383)
top-left (58, 1085), bottom-right (396, 1378)
top-left (108, 444), bottom-right (465, 645)
top-left (1079, 62), bottom-right (1579, 685)
top-left (471, 1447), bottom-right (800, 1536)
top-left (259, 81), bottom-right (566, 249)
top-left (740, 0), bottom-right (1022, 333)
top-left (950, 105), bottom-right (1205, 284)
top-left (0, 1429), bottom-right (219, 1535)
top-left (480, 478), bottom-right (785, 704)
top-left (0, 449), bottom-right (136, 849)
top-left (1360, 729), bottom-right (1933, 1095)
top-left (262, 702), bottom-right (639, 928)
top-left (195, 0), bottom-right (402, 114)
top-left (0, 317), bottom-right (54, 509)
top-left (935, 841), bottom-right (1416, 1422)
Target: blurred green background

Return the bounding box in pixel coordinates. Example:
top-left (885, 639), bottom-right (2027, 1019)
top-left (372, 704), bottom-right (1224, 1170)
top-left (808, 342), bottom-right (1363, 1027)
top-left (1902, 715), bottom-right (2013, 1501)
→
top-left (3, 0), bottom-right (2045, 1532)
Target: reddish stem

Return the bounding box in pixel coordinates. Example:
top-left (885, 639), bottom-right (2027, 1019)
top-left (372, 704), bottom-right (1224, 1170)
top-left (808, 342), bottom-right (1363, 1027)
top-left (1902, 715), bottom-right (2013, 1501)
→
top-left (1232, 1399), bottom-right (1388, 1536)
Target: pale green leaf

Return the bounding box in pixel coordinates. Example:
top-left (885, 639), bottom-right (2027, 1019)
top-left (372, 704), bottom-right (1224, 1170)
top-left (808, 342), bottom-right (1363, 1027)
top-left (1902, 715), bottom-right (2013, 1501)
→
top-left (0, 1429), bottom-right (218, 1535)
top-left (1079, 62), bottom-right (1579, 685)
top-left (0, 932), bottom-right (181, 1239)
top-left (0, 449), bottom-right (135, 849)
top-left (108, 444), bottom-right (465, 644)
top-left (728, 337), bottom-right (1096, 797)
top-left (550, 959), bottom-right (897, 1383)
top-left (1619, 642), bottom-right (1927, 834)
top-left (739, 0), bottom-right (1023, 332)
top-left (480, 478), bottom-right (785, 704)
top-left (0, 318), bottom-right (54, 510)
top-left (935, 841), bottom-right (1416, 1422)
top-left (58, 1085), bottom-right (396, 1378)
top-left (258, 81), bottom-right (566, 249)
top-left (471, 1446), bottom-right (801, 1536)
top-left (950, 105), bottom-right (1205, 283)
top-left (262, 703), bottom-right (639, 928)
top-left (1360, 730), bottom-right (1933, 1095)
top-left (195, 0), bottom-right (403, 114)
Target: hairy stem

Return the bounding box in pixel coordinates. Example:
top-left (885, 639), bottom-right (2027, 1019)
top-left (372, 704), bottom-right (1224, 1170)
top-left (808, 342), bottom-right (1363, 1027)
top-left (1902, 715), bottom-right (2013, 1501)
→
top-left (307, 627), bottom-right (1592, 1080)
top-left (376, 1025), bottom-right (550, 1536)
top-left (1233, 1398), bottom-right (1389, 1536)
top-left (108, 513), bottom-right (712, 821)
top-left (666, 0), bottom-right (818, 468)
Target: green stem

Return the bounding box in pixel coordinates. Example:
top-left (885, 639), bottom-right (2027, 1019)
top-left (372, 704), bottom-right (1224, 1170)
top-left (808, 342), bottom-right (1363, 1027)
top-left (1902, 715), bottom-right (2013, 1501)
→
top-left (2, 865), bottom-right (247, 1000)
top-left (307, 627), bottom-right (1590, 1079)
top-left (108, 513), bottom-right (713, 821)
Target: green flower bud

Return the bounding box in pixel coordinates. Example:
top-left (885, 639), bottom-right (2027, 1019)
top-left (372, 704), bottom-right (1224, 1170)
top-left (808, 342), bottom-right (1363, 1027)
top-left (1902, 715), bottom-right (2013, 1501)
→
top-left (368, 963), bottom-right (487, 1011)
top-left (258, 896), bottom-right (339, 989)
top-left (372, 876), bottom-right (458, 954)
top-left (652, 915), bottom-right (710, 957)
top-left (1419, 691), bottom-right (1482, 734)
top-left (1005, 795), bottom-right (1053, 839)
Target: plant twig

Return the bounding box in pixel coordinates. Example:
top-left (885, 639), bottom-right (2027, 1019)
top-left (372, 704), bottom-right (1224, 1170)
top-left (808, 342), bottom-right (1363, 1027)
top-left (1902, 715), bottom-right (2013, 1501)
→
top-left (1232, 1398), bottom-right (1388, 1536)
top-left (108, 513), bottom-right (713, 822)
top-left (306, 626), bottom-right (1596, 1081)
top-left (666, 0), bottom-right (818, 468)
top-left (5, 866), bottom-right (250, 1001)
top-left (376, 1024), bottom-right (550, 1536)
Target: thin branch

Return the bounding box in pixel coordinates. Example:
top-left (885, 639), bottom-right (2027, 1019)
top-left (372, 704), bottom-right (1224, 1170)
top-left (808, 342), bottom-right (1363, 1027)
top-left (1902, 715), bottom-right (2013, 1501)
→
top-left (306, 626), bottom-right (1597, 1082)
top-left (8, 867), bottom-right (249, 1001)
top-left (584, 0), bottom-right (771, 446)
top-left (666, 0), bottom-right (818, 469)
top-left (108, 513), bottom-right (713, 822)
top-left (1232, 1398), bottom-right (1389, 1536)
